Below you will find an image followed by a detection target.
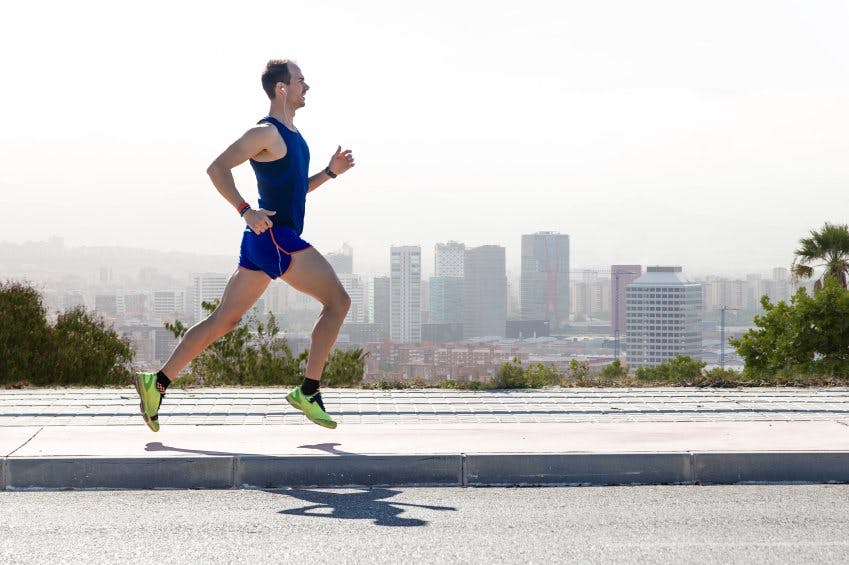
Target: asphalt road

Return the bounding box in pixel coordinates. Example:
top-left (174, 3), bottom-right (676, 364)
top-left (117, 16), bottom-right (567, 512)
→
top-left (2, 485), bottom-right (848, 564)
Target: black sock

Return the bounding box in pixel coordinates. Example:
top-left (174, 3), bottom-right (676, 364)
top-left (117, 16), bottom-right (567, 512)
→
top-left (301, 377), bottom-right (320, 396)
top-left (156, 370), bottom-right (171, 395)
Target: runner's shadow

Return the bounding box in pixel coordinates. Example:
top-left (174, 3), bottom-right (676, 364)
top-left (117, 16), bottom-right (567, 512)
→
top-left (144, 441), bottom-right (360, 457)
top-left (275, 487), bottom-right (456, 527)
top-left (144, 441), bottom-right (265, 457)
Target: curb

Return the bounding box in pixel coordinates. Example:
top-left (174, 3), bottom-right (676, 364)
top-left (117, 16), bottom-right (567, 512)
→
top-left (3, 452), bottom-right (849, 490)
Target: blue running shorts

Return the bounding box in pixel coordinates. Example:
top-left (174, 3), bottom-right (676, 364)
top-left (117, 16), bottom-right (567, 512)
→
top-left (238, 226), bottom-right (312, 279)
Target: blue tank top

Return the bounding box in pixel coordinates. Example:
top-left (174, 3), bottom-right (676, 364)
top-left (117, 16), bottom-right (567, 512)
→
top-left (249, 116), bottom-right (310, 235)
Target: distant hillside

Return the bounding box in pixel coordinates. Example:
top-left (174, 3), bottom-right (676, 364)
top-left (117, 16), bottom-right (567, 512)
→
top-left (0, 238), bottom-right (234, 280)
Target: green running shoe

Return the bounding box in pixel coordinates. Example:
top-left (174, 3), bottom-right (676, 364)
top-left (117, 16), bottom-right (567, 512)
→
top-left (133, 372), bottom-right (163, 432)
top-left (286, 386), bottom-right (337, 429)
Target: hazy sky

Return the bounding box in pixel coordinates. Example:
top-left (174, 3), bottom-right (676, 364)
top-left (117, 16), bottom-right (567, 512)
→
top-left (2, 0), bottom-right (848, 277)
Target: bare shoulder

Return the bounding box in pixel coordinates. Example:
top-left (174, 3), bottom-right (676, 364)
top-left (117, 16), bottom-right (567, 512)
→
top-left (243, 122), bottom-right (279, 143)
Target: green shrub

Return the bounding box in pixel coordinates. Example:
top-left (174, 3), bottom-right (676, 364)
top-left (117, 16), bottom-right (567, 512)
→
top-left (0, 281), bottom-right (133, 386)
top-left (492, 358), bottom-right (528, 389)
top-left (635, 355), bottom-right (706, 384)
top-left (525, 362), bottom-right (562, 387)
top-left (599, 359), bottom-right (629, 380)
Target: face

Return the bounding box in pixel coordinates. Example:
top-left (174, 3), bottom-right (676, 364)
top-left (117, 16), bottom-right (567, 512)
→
top-left (280, 63), bottom-right (308, 108)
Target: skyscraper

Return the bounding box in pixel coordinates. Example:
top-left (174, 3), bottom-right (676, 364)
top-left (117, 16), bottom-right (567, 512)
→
top-left (429, 276), bottom-right (464, 325)
top-left (327, 243), bottom-right (353, 275)
top-left (435, 241), bottom-right (465, 277)
top-left (390, 246), bottom-right (421, 343)
top-left (611, 265), bottom-right (642, 336)
top-left (521, 232), bottom-right (570, 329)
top-left (372, 276), bottom-right (390, 339)
top-left (625, 266), bottom-right (702, 367)
top-left (464, 245), bottom-right (507, 339)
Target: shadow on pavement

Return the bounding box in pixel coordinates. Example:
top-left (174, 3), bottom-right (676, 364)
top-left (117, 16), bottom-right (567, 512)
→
top-left (144, 441), bottom-right (359, 457)
top-left (274, 488), bottom-right (457, 527)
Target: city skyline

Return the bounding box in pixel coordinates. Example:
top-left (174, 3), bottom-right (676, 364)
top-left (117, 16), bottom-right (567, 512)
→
top-left (1, 1), bottom-right (847, 276)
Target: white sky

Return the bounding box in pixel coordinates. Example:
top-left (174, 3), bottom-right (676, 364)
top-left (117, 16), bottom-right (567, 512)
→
top-left (1, 0), bottom-right (848, 277)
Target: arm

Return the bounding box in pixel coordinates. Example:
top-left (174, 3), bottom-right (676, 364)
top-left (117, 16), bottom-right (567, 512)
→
top-left (308, 145), bottom-right (355, 193)
top-left (207, 125), bottom-right (279, 234)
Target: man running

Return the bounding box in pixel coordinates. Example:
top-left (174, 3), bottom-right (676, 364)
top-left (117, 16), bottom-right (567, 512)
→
top-left (134, 59), bottom-right (354, 431)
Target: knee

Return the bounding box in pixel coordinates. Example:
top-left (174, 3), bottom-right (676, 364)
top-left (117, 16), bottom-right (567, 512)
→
top-left (333, 289), bottom-right (351, 313)
top-left (211, 311), bottom-right (242, 332)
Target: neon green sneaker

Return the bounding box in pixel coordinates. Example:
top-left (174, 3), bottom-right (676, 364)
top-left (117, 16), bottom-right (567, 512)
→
top-left (286, 386), bottom-right (337, 429)
top-left (133, 372), bottom-right (163, 432)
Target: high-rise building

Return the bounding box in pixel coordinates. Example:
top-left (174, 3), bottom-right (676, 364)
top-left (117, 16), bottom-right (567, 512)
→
top-left (338, 274), bottom-right (366, 323)
top-left (625, 266), bottom-right (702, 368)
top-left (701, 278), bottom-right (745, 311)
top-left (63, 291), bottom-right (86, 311)
top-left (611, 265), bottom-right (642, 336)
top-left (94, 293), bottom-right (124, 320)
top-left (152, 290), bottom-right (178, 318)
top-left (372, 276), bottom-right (390, 339)
top-left (464, 245), bottom-right (507, 339)
top-left (390, 246), bottom-right (421, 343)
top-left (191, 273), bottom-right (229, 322)
top-left (429, 276), bottom-right (464, 325)
top-left (327, 243), bottom-right (353, 274)
top-left (521, 232), bottom-right (570, 329)
top-left (435, 241), bottom-right (465, 277)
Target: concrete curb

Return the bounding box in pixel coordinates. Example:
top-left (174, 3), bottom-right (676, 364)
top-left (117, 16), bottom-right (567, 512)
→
top-left (3, 452), bottom-right (849, 490)
top-left (237, 455), bottom-right (462, 488)
top-left (693, 452), bottom-right (849, 484)
top-left (465, 453), bottom-right (693, 486)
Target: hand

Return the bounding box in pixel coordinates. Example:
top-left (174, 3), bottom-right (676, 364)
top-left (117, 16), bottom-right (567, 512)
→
top-left (327, 145), bottom-right (355, 176)
top-left (245, 208), bottom-right (276, 235)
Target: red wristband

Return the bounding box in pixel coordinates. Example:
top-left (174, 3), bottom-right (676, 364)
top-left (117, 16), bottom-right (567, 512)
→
top-left (237, 203), bottom-right (251, 216)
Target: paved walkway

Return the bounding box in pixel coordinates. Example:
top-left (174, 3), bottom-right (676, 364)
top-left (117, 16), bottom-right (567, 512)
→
top-left (1, 387), bottom-right (848, 426)
top-left (2, 388), bottom-right (849, 489)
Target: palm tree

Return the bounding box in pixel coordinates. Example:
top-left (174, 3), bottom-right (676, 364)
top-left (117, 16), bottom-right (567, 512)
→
top-left (791, 222), bottom-right (849, 290)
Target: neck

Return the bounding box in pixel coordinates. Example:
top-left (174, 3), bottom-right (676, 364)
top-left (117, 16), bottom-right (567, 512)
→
top-left (268, 104), bottom-right (296, 129)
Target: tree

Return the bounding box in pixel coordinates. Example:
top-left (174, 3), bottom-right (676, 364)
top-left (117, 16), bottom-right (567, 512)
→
top-left (165, 301), bottom-right (301, 386)
top-left (730, 280), bottom-right (849, 377)
top-left (791, 222), bottom-right (849, 290)
top-left (0, 281), bottom-right (133, 386)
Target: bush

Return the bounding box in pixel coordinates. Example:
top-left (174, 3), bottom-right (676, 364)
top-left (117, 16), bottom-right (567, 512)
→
top-left (635, 355), bottom-right (706, 384)
top-left (0, 281), bottom-right (133, 386)
top-left (318, 348), bottom-right (368, 387)
top-left (492, 358), bottom-right (528, 389)
top-left (599, 359), bottom-right (629, 380)
top-left (525, 362), bottom-right (561, 387)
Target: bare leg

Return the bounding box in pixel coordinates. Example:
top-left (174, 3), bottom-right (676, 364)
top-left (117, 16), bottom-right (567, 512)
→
top-left (160, 267), bottom-right (271, 378)
top-left (281, 247), bottom-right (351, 381)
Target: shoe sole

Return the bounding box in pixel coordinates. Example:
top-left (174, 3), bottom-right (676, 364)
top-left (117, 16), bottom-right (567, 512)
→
top-left (286, 395), bottom-right (337, 429)
top-left (133, 374), bottom-right (160, 433)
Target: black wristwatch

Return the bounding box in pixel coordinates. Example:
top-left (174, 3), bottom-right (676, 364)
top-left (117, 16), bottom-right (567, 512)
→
top-left (324, 166), bottom-right (337, 179)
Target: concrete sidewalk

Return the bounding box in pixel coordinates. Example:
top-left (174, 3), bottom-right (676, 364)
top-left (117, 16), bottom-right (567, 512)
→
top-left (2, 388), bottom-right (849, 489)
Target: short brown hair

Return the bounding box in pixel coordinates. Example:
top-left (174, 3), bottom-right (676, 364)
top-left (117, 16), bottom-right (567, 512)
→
top-left (261, 59), bottom-right (293, 99)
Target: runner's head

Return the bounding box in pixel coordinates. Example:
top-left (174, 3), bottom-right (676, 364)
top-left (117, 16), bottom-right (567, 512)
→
top-left (262, 59), bottom-right (308, 109)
